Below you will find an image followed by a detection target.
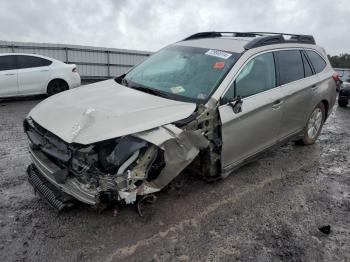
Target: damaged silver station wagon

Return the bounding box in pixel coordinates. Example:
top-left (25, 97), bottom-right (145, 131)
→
top-left (24, 32), bottom-right (337, 214)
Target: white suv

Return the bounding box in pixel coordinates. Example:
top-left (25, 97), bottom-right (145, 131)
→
top-left (24, 32), bottom-right (337, 214)
top-left (0, 53), bottom-right (81, 97)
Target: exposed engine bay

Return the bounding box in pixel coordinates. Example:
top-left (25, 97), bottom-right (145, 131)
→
top-left (23, 102), bottom-right (221, 214)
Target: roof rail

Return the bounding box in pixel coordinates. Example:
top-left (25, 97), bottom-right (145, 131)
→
top-left (182, 31), bottom-right (316, 49)
top-left (183, 31), bottom-right (257, 41)
top-left (243, 35), bottom-right (285, 50)
top-left (245, 32), bottom-right (316, 48)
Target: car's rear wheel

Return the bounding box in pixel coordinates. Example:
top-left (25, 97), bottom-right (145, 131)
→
top-left (47, 80), bottom-right (68, 96)
top-left (338, 99), bottom-right (348, 107)
top-left (298, 103), bottom-right (325, 145)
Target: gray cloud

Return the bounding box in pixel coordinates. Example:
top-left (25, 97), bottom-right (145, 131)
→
top-left (0, 0), bottom-right (348, 54)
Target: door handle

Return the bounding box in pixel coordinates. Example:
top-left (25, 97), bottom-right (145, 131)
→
top-left (311, 84), bottom-right (318, 90)
top-left (272, 99), bottom-right (283, 109)
top-left (5, 73), bottom-right (15, 76)
top-left (40, 69), bottom-right (49, 72)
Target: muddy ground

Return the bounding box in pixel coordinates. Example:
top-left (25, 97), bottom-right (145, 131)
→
top-left (0, 97), bottom-right (349, 262)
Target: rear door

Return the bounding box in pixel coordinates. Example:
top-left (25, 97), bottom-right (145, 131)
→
top-left (275, 49), bottom-right (315, 140)
top-left (16, 55), bottom-right (52, 95)
top-left (304, 49), bottom-right (333, 110)
top-left (219, 52), bottom-right (284, 170)
top-left (0, 55), bottom-right (18, 97)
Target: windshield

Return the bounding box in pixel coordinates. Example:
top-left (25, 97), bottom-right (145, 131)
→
top-left (123, 46), bottom-right (239, 103)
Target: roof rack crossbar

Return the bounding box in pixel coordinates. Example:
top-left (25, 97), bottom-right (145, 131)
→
top-left (244, 35), bottom-right (285, 50)
top-left (246, 32), bottom-right (306, 36)
top-left (183, 31), bottom-right (259, 41)
top-left (183, 31), bottom-right (316, 49)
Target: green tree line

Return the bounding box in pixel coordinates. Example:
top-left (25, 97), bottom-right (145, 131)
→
top-left (328, 53), bottom-right (350, 68)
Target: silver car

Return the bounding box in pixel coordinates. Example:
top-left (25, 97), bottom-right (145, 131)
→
top-left (24, 32), bottom-right (337, 214)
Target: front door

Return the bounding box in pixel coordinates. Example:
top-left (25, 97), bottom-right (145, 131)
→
top-left (0, 55), bottom-right (18, 97)
top-left (219, 52), bottom-right (284, 171)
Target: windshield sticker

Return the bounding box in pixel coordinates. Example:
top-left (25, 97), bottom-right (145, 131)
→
top-left (205, 49), bottom-right (232, 59)
top-left (213, 61), bottom-right (225, 69)
top-left (171, 85), bottom-right (185, 94)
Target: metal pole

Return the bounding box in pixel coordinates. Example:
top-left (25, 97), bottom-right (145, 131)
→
top-left (65, 47), bottom-right (68, 63)
top-left (107, 50), bottom-right (110, 78)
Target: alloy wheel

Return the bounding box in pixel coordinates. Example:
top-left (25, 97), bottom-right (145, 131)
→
top-left (307, 107), bottom-right (323, 139)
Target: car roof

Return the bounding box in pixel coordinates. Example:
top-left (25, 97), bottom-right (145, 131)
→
top-left (174, 37), bottom-right (250, 53)
top-left (175, 32), bottom-right (323, 55)
top-left (0, 52), bottom-right (63, 63)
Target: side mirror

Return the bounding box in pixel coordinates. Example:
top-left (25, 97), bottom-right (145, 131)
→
top-left (228, 96), bottom-right (243, 114)
top-left (115, 74), bottom-right (126, 84)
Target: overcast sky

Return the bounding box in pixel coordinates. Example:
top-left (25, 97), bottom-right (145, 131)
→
top-left (0, 0), bottom-right (348, 55)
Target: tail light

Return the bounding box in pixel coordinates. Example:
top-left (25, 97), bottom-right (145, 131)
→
top-left (72, 67), bottom-right (77, 73)
top-left (332, 72), bottom-right (341, 91)
top-left (332, 72), bottom-right (340, 82)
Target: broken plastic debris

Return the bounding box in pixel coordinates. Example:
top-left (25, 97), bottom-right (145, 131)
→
top-left (118, 191), bottom-right (137, 204)
top-left (136, 194), bottom-right (157, 217)
top-left (318, 225), bottom-right (331, 234)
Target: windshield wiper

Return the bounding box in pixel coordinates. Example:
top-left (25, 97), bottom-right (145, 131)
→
top-left (129, 85), bottom-right (170, 98)
top-left (116, 75), bottom-right (170, 98)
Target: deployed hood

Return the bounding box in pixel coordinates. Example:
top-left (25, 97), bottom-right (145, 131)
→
top-left (29, 80), bottom-right (196, 144)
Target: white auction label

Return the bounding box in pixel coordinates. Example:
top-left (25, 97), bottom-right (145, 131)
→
top-left (205, 49), bottom-right (232, 59)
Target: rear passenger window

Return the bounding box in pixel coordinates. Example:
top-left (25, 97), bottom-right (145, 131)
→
top-left (305, 50), bottom-right (326, 74)
top-left (276, 50), bottom-right (304, 85)
top-left (301, 52), bottom-right (313, 77)
top-left (0, 55), bottom-right (16, 71)
top-left (222, 52), bottom-right (276, 102)
top-left (17, 55), bottom-right (52, 69)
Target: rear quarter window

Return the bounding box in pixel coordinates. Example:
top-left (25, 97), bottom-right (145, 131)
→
top-left (301, 52), bottom-right (313, 77)
top-left (305, 50), bottom-right (326, 74)
top-left (275, 50), bottom-right (304, 85)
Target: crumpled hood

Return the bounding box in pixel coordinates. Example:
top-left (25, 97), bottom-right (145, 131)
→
top-left (29, 80), bottom-right (196, 144)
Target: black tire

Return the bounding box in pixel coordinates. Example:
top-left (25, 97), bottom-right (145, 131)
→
top-left (338, 99), bottom-right (348, 107)
top-left (47, 80), bottom-right (68, 96)
top-left (298, 103), bottom-right (325, 145)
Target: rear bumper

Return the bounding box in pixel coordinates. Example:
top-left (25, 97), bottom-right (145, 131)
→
top-left (28, 147), bottom-right (97, 205)
top-left (68, 73), bottom-right (81, 89)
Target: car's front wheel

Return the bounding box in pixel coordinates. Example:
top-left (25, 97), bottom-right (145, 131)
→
top-left (298, 103), bottom-right (325, 145)
top-left (47, 80), bottom-right (68, 96)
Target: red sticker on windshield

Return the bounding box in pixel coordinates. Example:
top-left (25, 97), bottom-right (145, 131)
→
top-left (213, 61), bottom-right (225, 69)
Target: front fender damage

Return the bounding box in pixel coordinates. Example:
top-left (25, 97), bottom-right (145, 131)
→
top-left (134, 125), bottom-right (209, 192)
top-left (25, 100), bottom-right (222, 214)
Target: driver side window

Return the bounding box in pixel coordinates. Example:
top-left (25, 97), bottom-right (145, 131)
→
top-left (222, 52), bottom-right (276, 103)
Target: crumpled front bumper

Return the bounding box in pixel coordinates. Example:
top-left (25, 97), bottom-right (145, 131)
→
top-left (28, 147), bottom-right (98, 205)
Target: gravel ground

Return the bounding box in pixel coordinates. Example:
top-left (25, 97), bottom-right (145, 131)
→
top-left (0, 97), bottom-right (349, 262)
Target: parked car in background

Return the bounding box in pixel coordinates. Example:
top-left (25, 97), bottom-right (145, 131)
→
top-left (340, 76), bottom-right (350, 85)
top-left (338, 79), bottom-right (350, 107)
top-left (335, 68), bottom-right (350, 82)
top-left (334, 68), bottom-right (350, 91)
top-left (24, 32), bottom-right (337, 214)
top-left (0, 53), bottom-right (81, 98)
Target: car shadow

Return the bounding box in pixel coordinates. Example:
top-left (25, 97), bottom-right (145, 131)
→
top-left (0, 94), bottom-right (47, 104)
